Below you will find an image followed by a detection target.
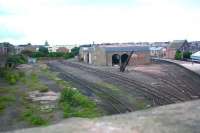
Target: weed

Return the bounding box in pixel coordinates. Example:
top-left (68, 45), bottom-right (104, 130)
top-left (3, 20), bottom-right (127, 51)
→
top-left (39, 87), bottom-right (49, 92)
top-left (0, 68), bottom-right (24, 85)
top-left (59, 88), bottom-right (100, 118)
top-left (0, 95), bottom-right (15, 113)
top-left (22, 109), bottom-right (48, 126)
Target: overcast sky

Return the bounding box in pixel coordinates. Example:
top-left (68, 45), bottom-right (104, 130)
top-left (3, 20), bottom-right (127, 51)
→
top-left (0, 0), bottom-right (200, 45)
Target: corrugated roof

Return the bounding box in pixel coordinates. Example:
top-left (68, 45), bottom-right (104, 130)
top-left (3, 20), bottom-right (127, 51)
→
top-left (101, 46), bottom-right (149, 52)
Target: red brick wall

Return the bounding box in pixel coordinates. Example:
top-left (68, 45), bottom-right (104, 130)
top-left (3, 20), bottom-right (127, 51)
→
top-left (129, 52), bottom-right (150, 66)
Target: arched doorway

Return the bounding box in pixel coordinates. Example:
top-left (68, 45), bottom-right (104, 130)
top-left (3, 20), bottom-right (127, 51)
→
top-left (121, 54), bottom-right (129, 64)
top-left (112, 54), bottom-right (120, 66)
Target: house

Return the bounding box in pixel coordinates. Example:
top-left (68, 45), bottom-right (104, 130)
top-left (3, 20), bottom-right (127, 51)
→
top-left (150, 47), bottom-right (166, 58)
top-left (0, 42), bottom-right (15, 56)
top-left (191, 51), bottom-right (200, 62)
top-left (79, 45), bottom-right (92, 63)
top-left (45, 45), bottom-right (75, 53)
top-left (79, 44), bottom-right (150, 66)
top-left (56, 47), bottom-right (69, 53)
top-left (165, 40), bottom-right (190, 59)
top-left (189, 42), bottom-right (200, 53)
top-left (15, 43), bottom-right (38, 54)
top-left (0, 42), bottom-right (15, 67)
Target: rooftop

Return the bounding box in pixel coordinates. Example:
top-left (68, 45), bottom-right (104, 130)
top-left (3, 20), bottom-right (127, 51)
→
top-left (101, 45), bottom-right (149, 52)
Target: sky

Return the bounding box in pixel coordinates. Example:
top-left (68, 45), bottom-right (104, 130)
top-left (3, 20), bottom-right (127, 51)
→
top-left (0, 0), bottom-right (200, 45)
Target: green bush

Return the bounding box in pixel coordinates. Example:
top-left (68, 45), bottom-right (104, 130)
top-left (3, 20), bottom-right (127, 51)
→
top-left (39, 87), bottom-right (49, 92)
top-left (6, 54), bottom-right (28, 68)
top-left (0, 68), bottom-right (23, 85)
top-left (31, 52), bottom-right (46, 58)
top-left (22, 109), bottom-right (48, 125)
top-left (30, 46), bottom-right (80, 59)
top-left (48, 52), bottom-right (65, 57)
top-left (175, 50), bottom-right (182, 60)
top-left (71, 47), bottom-right (80, 56)
top-left (183, 52), bottom-right (192, 59)
top-left (0, 95), bottom-right (15, 113)
top-left (39, 46), bottom-right (49, 55)
top-left (9, 77), bottom-right (17, 85)
top-left (64, 53), bottom-right (74, 59)
top-left (59, 88), bottom-right (100, 118)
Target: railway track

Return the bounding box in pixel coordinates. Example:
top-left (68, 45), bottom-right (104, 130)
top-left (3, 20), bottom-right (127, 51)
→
top-left (59, 60), bottom-right (183, 104)
top-left (134, 65), bottom-right (200, 100)
top-left (48, 63), bottom-right (133, 114)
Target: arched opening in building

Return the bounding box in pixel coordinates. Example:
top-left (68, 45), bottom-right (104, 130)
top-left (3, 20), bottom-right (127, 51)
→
top-left (112, 54), bottom-right (120, 66)
top-left (121, 54), bottom-right (129, 64)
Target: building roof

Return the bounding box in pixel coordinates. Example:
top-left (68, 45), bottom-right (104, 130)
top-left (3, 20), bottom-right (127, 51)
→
top-left (168, 40), bottom-right (188, 49)
top-left (101, 45), bottom-right (149, 52)
top-left (0, 42), bottom-right (14, 48)
top-left (150, 47), bottom-right (163, 51)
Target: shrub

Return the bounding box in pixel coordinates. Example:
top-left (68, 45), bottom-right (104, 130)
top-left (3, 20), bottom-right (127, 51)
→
top-left (64, 53), bottom-right (74, 59)
top-left (9, 77), bottom-right (17, 85)
top-left (39, 87), bottom-right (48, 92)
top-left (71, 47), bottom-right (80, 56)
top-left (0, 95), bottom-right (15, 113)
top-left (175, 50), bottom-right (182, 60)
top-left (183, 52), bottom-right (192, 59)
top-left (48, 52), bottom-right (65, 58)
top-left (59, 87), bottom-right (100, 118)
top-left (31, 52), bottom-right (46, 58)
top-left (0, 68), bottom-right (23, 85)
top-left (22, 109), bottom-right (48, 125)
top-left (39, 46), bottom-right (49, 55)
top-left (6, 54), bottom-right (28, 68)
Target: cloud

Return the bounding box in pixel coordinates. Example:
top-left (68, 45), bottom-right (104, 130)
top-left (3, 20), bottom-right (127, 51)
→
top-left (0, 0), bottom-right (200, 45)
top-left (0, 26), bottom-right (24, 40)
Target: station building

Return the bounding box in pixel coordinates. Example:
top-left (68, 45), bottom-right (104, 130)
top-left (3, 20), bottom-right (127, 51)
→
top-left (79, 45), bottom-right (150, 66)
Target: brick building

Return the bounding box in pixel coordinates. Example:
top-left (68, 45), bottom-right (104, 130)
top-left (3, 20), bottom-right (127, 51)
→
top-left (0, 42), bottom-right (15, 67)
top-left (79, 45), bottom-right (150, 66)
top-left (56, 47), bottom-right (69, 53)
top-left (165, 40), bottom-right (190, 59)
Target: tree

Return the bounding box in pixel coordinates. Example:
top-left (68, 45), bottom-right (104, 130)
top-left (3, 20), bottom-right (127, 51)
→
top-left (39, 46), bottom-right (49, 55)
top-left (6, 54), bottom-right (27, 68)
top-left (175, 50), bottom-right (182, 60)
top-left (71, 47), bottom-right (80, 56)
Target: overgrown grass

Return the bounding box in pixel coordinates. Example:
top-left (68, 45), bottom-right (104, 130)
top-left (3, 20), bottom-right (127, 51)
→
top-left (59, 87), bottom-right (101, 118)
top-left (98, 82), bottom-right (150, 110)
top-left (0, 68), bottom-right (25, 85)
top-left (23, 71), bottom-right (49, 92)
top-left (97, 82), bottom-right (120, 92)
top-left (0, 95), bottom-right (15, 113)
top-left (21, 109), bottom-right (48, 126)
top-left (18, 91), bottom-right (49, 126)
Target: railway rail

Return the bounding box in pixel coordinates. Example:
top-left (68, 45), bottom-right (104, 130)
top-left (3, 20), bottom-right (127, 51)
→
top-left (48, 63), bottom-right (133, 114)
top-left (47, 60), bottom-right (200, 114)
top-left (59, 61), bottom-right (180, 104)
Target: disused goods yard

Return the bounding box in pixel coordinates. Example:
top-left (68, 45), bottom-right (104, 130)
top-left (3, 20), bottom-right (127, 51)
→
top-left (48, 60), bottom-right (200, 114)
